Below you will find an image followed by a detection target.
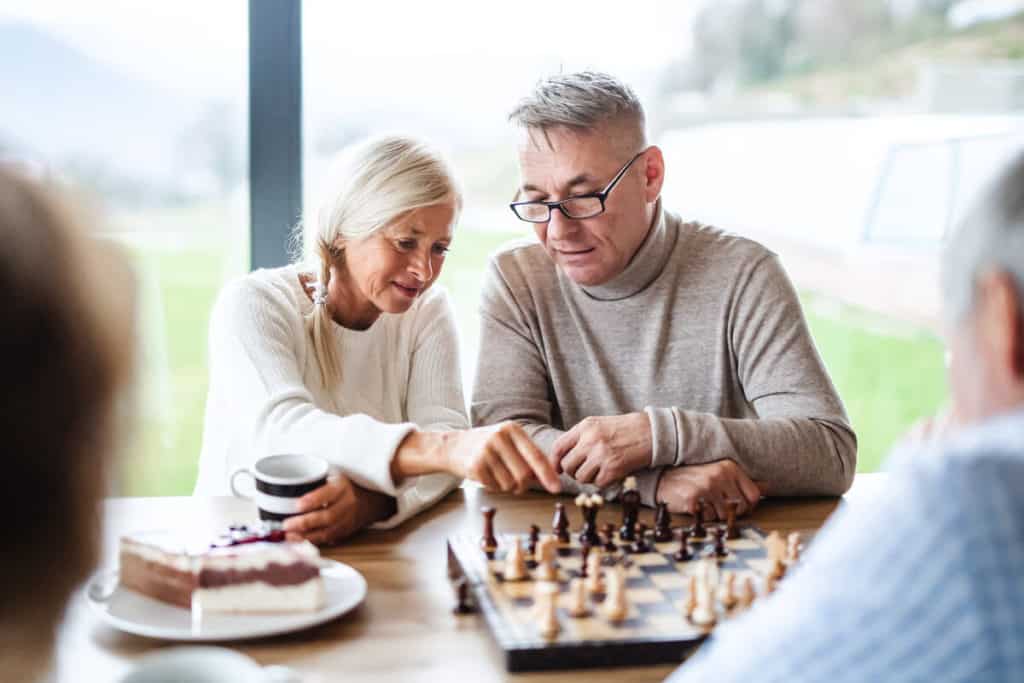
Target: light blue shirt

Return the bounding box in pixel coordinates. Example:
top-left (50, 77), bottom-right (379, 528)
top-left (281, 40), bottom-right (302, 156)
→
top-left (670, 408), bottom-right (1024, 683)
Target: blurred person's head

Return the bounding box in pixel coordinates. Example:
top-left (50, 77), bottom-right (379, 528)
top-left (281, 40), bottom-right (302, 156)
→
top-left (508, 71), bottom-right (665, 287)
top-left (0, 168), bottom-right (133, 677)
top-left (942, 154), bottom-right (1024, 425)
top-left (296, 134), bottom-right (462, 388)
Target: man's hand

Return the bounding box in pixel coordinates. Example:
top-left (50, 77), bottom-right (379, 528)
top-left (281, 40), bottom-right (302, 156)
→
top-left (656, 460), bottom-right (765, 520)
top-left (551, 413), bottom-right (652, 488)
top-left (283, 474), bottom-right (394, 545)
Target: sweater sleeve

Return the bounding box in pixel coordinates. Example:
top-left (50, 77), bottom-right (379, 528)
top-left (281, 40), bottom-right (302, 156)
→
top-left (647, 254), bottom-right (857, 496)
top-left (371, 288), bottom-right (466, 529)
top-left (205, 278), bottom-right (421, 523)
top-left (471, 258), bottom-right (664, 506)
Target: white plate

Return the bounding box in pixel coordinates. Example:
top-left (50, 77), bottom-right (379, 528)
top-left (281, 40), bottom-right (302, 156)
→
top-left (85, 559), bottom-right (366, 641)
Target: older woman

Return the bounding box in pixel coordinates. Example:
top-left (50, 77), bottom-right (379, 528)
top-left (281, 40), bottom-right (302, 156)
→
top-left (0, 167), bottom-right (134, 680)
top-left (195, 135), bottom-right (559, 544)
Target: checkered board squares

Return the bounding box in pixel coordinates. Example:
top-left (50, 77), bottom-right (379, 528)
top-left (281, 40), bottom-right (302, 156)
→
top-left (447, 524), bottom-right (773, 672)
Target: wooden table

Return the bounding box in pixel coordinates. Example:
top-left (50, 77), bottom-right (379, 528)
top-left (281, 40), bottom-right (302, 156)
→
top-left (55, 474), bottom-right (887, 682)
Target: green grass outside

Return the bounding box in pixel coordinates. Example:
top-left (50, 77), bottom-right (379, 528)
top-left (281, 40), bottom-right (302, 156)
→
top-left (119, 230), bottom-right (947, 496)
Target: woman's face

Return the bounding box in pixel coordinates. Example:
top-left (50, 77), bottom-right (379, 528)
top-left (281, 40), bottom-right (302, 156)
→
top-left (331, 202), bottom-right (456, 328)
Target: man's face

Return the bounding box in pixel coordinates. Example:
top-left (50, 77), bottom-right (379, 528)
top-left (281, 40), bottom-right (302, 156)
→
top-left (516, 125), bottom-right (661, 287)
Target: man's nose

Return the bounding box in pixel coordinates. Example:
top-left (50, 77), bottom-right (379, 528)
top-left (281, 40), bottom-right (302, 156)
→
top-left (546, 207), bottom-right (579, 241)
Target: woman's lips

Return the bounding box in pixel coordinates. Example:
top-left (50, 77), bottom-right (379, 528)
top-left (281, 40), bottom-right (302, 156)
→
top-left (392, 282), bottom-right (420, 298)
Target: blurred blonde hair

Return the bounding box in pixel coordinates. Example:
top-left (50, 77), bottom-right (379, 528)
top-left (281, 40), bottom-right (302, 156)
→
top-left (294, 135), bottom-right (461, 390)
top-left (0, 167), bottom-right (134, 677)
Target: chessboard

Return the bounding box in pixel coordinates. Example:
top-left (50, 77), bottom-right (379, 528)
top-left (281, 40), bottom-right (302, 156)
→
top-left (447, 511), bottom-right (789, 672)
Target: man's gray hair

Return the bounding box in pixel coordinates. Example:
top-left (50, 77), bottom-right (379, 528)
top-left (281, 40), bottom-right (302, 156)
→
top-left (942, 152), bottom-right (1024, 320)
top-left (508, 71), bottom-right (646, 143)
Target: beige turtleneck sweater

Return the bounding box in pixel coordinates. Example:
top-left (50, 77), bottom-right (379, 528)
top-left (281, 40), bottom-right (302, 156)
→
top-left (471, 205), bottom-right (857, 506)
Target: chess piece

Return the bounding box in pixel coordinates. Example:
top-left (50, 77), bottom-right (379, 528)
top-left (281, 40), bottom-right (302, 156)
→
top-left (683, 574), bottom-right (697, 619)
top-left (690, 572), bottom-right (717, 628)
top-left (567, 578), bottom-right (589, 618)
top-left (619, 476), bottom-right (641, 541)
top-left (576, 493), bottom-right (603, 546)
top-left (584, 550), bottom-right (605, 594)
top-left (504, 537), bottom-right (528, 581)
top-left (725, 500), bottom-right (740, 540)
top-left (765, 573), bottom-right (778, 595)
top-left (535, 535), bottom-right (559, 582)
top-left (691, 500), bottom-right (706, 538)
top-left (602, 567), bottom-right (628, 623)
top-left (786, 532), bottom-right (802, 566)
top-left (766, 531), bottom-right (786, 580)
top-left (713, 526), bottom-right (728, 558)
top-left (536, 584), bottom-right (560, 639)
top-left (719, 572), bottom-right (737, 610)
top-left (580, 540), bottom-right (591, 578)
top-left (452, 577), bottom-right (474, 614)
top-left (633, 523), bottom-right (651, 553)
top-left (552, 502), bottom-right (570, 544)
top-left (480, 507), bottom-right (498, 552)
top-left (738, 576), bottom-right (756, 609)
top-left (527, 524), bottom-right (540, 558)
top-left (602, 523), bottom-right (617, 553)
top-left (674, 526), bottom-right (692, 562)
top-left (654, 501), bottom-right (673, 542)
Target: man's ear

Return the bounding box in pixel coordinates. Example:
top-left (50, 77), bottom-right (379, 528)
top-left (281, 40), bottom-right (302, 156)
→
top-left (643, 145), bottom-right (666, 204)
top-left (978, 270), bottom-right (1024, 380)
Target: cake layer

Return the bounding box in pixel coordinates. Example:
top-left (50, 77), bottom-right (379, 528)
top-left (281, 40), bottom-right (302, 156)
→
top-left (194, 577), bottom-right (326, 613)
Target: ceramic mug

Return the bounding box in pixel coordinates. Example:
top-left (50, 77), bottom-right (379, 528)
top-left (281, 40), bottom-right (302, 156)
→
top-left (230, 454), bottom-right (328, 521)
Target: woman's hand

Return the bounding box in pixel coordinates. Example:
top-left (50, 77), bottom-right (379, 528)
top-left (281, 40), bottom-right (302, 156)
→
top-left (444, 422), bottom-right (562, 495)
top-left (283, 474), bottom-right (396, 545)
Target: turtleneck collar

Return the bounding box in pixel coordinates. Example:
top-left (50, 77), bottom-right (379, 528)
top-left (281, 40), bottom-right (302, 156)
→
top-left (577, 199), bottom-right (674, 301)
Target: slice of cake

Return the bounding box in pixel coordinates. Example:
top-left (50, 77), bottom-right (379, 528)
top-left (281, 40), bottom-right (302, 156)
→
top-left (119, 522), bottom-right (326, 613)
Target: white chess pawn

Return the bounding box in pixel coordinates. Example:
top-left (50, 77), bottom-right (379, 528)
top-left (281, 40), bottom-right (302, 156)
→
top-left (786, 532), bottom-right (802, 565)
top-left (504, 537), bottom-right (527, 581)
top-left (538, 587), bottom-right (560, 639)
top-left (719, 572), bottom-right (737, 610)
top-left (738, 576), bottom-right (756, 609)
top-left (584, 551), bottom-right (605, 594)
top-left (690, 572), bottom-right (717, 627)
top-left (567, 578), bottom-right (589, 618)
top-left (534, 536), bottom-right (558, 582)
top-left (602, 567), bottom-right (628, 623)
top-left (683, 574), bottom-right (698, 619)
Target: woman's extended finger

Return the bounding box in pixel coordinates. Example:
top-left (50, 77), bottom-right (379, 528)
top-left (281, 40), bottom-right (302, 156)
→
top-left (510, 430), bottom-right (561, 493)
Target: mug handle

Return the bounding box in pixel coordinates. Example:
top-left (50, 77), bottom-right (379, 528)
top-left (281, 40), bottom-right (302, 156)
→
top-left (229, 468), bottom-right (255, 500)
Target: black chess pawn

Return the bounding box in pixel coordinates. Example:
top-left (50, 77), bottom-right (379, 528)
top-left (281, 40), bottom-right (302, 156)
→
top-left (713, 526), bottom-right (728, 558)
top-left (602, 523), bottom-right (617, 553)
top-left (633, 523), bottom-right (652, 553)
top-left (527, 524), bottom-right (540, 557)
top-left (619, 484), bottom-right (641, 541)
top-left (579, 501), bottom-right (601, 547)
top-left (452, 577), bottom-right (474, 614)
top-left (673, 527), bottom-right (692, 562)
top-left (654, 501), bottom-right (673, 542)
top-left (580, 540), bottom-right (592, 578)
top-left (552, 502), bottom-right (570, 544)
top-left (725, 500), bottom-right (740, 540)
top-left (480, 506), bottom-right (498, 552)
top-left (691, 500), bottom-right (707, 539)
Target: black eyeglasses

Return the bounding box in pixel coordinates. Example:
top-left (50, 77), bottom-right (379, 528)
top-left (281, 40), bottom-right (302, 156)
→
top-left (509, 151), bottom-right (644, 223)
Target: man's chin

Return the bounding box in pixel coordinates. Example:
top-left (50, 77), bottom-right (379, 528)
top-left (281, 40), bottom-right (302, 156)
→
top-left (561, 264), bottom-right (613, 287)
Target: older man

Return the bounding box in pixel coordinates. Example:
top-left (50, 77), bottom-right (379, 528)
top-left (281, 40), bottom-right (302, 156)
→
top-left (471, 72), bottom-right (856, 516)
top-left (668, 155), bottom-right (1024, 682)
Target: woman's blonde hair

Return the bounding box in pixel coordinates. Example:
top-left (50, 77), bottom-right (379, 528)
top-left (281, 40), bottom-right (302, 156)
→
top-left (294, 135), bottom-right (462, 390)
top-left (0, 168), bottom-right (134, 676)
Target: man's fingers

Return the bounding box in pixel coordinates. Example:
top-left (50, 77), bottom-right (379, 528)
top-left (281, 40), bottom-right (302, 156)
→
top-left (510, 430), bottom-right (561, 493)
top-left (497, 446), bottom-right (534, 495)
top-left (560, 448), bottom-right (587, 479)
top-left (550, 429), bottom-right (580, 472)
top-left (737, 476), bottom-right (763, 511)
top-left (574, 457), bottom-right (599, 484)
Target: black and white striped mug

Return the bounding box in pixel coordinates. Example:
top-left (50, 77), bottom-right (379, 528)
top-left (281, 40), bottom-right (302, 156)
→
top-left (229, 454), bottom-right (328, 521)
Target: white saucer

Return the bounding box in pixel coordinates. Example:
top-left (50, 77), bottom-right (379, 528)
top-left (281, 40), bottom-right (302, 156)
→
top-left (86, 559), bottom-right (366, 641)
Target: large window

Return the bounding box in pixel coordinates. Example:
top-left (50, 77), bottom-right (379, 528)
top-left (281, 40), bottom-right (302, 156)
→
top-left (5, 1), bottom-right (1021, 495)
top-left (1, 2), bottom-right (250, 495)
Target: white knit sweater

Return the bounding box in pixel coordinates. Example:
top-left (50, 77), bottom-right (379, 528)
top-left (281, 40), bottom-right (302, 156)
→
top-left (194, 265), bottom-right (466, 528)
